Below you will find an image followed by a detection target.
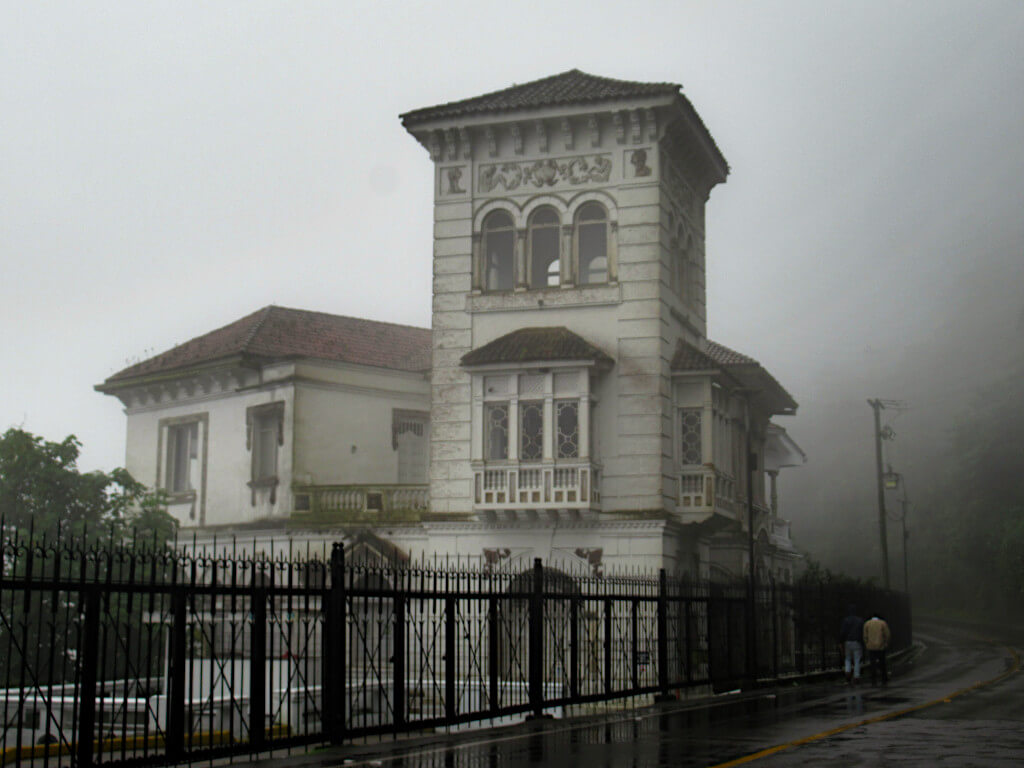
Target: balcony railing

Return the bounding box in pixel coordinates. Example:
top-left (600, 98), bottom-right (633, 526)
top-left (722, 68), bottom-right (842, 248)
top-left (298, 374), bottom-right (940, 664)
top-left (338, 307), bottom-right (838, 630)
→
top-left (292, 484), bottom-right (429, 521)
top-left (473, 461), bottom-right (600, 511)
top-left (678, 467), bottom-right (737, 517)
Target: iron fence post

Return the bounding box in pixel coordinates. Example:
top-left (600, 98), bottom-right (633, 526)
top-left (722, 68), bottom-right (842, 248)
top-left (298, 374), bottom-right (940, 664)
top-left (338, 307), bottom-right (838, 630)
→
top-left (603, 597), bottom-right (612, 695)
top-left (251, 586), bottom-right (267, 749)
top-left (528, 558), bottom-right (544, 718)
top-left (771, 577), bottom-right (779, 678)
top-left (685, 599), bottom-right (693, 686)
top-left (569, 594), bottom-right (579, 699)
top-left (323, 543), bottom-right (346, 745)
top-left (75, 586), bottom-right (101, 768)
top-left (166, 587), bottom-right (187, 762)
top-left (488, 595), bottom-right (498, 715)
top-left (394, 590), bottom-right (406, 728)
top-left (656, 569), bottom-right (668, 698)
top-left (631, 598), bottom-right (639, 689)
top-left (818, 582), bottom-right (826, 672)
top-left (445, 595), bottom-right (456, 721)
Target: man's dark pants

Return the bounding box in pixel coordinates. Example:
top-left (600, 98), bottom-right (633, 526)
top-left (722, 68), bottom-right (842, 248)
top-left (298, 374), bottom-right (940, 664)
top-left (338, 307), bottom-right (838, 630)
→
top-left (869, 649), bottom-right (888, 685)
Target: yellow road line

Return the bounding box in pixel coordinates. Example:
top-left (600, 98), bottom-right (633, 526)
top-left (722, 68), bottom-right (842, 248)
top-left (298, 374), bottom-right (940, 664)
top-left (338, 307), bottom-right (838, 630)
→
top-left (707, 645), bottom-right (1022, 768)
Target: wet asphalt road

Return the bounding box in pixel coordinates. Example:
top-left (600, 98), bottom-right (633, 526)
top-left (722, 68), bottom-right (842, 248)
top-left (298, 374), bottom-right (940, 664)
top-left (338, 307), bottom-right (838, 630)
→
top-left (266, 620), bottom-right (1023, 768)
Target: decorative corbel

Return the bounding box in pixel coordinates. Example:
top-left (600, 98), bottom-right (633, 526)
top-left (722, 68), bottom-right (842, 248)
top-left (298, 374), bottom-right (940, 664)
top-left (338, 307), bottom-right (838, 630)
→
top-left (630, 110), bottom-right (642, 144)
top-left (428, 131), bottom-right (443, 162)
top-left (535, 119), bottom-right (548, 153)
top-left (646, 108), bottom-right (657, 141)
top-left (588, 115), bottom-right (600, 147)
top-left (459, 127), bottom-right (472, 159)
top-left (613, 112), bottom-right (625, 144)
top-left (485, 126), bottom-right (497, 157)
top-left (511, 123), bottom-right (523, 155)
top-left (561, 117), bottom-right (574, 150)
top-left (445, 129), bottom-right (457, 160)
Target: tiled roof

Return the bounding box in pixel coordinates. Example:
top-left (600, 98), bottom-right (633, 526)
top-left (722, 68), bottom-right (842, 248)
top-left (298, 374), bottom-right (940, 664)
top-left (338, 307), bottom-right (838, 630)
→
top-left (461, 327), bottom-right (613, 367)
top-left (670, 339), bottom-right (718, 371)
top-left (102, 306), bottom-right (431, 384)
top-left (705, 340), bottom-right (758, 366)
top-left (401, 69), bottom-right (681, 125)
top-left (671, 338), bottom-right (797, 413)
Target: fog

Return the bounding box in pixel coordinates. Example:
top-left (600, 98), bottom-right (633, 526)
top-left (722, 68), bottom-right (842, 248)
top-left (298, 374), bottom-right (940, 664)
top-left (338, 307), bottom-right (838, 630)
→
top-left (2, 2), bottom-right (1023, 610)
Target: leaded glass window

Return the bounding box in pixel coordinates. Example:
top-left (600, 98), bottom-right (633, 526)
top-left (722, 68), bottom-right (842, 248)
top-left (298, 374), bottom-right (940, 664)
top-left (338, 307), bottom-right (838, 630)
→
top-left (556, 400), bottom-right (579, 459)
top-left (519, 401), bottom-right (543, 461)
top-left (485, 403), bottom-right (509, 460)
top-left (679, 407), bottom-right (702, 465)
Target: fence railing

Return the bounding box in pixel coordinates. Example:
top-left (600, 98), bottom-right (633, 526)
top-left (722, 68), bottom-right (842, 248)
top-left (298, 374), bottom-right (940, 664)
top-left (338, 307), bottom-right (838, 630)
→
top-left (0, 532), bottom-right (911, 767)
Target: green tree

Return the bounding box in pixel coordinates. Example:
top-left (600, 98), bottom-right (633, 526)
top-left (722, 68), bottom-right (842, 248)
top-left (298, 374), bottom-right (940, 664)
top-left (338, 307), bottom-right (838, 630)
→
top-left (0, 427), bottom-right (176, 540)
top-left (0, 429), bottom-right (177, 693)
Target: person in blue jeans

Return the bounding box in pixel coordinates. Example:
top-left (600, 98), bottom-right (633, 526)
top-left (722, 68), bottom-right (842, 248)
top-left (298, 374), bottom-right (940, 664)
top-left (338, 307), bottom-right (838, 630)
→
top-left (838, 604), bottom-right (864, 684)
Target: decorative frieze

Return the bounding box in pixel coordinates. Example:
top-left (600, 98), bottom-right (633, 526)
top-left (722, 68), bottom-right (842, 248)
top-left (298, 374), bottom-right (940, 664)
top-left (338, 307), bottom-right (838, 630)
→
top-left (478, 153), bottom-right (612, 193)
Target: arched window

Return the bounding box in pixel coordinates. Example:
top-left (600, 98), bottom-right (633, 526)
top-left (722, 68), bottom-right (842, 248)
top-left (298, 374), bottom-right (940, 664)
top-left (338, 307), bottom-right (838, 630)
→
top-left (576, 202), bottom-right (608, 285)
top-left (528, 207), bottom-right (561, 290)
top-left (483, 211), bottom-right (515, 291)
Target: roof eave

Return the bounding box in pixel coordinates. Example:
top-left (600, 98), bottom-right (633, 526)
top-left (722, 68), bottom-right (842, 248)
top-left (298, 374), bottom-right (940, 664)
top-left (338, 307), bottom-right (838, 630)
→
top-left (95, 354), bottom-right (251, 393)
top-left (402, 92), bottom-right (680, 133)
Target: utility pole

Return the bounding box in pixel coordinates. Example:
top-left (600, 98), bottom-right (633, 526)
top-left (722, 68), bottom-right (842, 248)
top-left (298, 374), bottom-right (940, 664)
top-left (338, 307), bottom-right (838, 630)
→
top-left (868, 399), bottom-right (891, 589)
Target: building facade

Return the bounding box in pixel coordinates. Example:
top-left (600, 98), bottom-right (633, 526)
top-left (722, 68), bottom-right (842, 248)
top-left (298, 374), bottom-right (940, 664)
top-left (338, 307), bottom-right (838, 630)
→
top-left (99, 71), bottom-right (803, 580)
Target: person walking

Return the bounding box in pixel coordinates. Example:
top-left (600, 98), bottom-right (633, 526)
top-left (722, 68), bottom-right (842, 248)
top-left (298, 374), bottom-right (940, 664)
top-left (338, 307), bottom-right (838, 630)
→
top-left (863, 612), bottom-right (891, 686)
top-left (838, 604), bottom-right (864, 685)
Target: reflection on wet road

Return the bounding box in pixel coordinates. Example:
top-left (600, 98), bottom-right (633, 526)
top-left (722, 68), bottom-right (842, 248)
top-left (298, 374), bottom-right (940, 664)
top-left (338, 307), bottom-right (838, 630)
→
top-left (266, 621), bottom-right (1024, 767)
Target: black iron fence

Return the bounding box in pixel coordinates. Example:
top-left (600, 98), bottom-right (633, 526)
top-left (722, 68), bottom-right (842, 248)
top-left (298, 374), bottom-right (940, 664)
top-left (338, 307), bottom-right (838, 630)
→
top-left (0, 532), bottom-right (910, 766)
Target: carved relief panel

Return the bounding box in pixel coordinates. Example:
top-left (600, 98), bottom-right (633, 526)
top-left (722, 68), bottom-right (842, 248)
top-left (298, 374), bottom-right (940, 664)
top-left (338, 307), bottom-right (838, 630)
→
top-left (439, 165), bottom-right (468, 197)
top-left (477, 153), bottom-right (612, 194)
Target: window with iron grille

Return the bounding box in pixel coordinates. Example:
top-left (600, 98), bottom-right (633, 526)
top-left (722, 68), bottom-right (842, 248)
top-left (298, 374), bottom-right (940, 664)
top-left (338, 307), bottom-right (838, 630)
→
top-left (519, 401), bottom-right (543, 461)
top-left (679, 407), bottom-right (702, 465)
top-left (555, 400), bottom-right (579, 459)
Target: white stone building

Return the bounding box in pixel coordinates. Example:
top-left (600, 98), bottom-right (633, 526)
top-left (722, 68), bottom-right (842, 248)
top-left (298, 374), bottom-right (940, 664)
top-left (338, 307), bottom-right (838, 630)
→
top-left (98, 70), bottom-right (804, 581)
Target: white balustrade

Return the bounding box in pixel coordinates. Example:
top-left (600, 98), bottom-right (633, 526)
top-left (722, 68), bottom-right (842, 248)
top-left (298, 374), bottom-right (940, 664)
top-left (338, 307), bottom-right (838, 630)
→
top-left (473, 461), bottom-right (599, 511)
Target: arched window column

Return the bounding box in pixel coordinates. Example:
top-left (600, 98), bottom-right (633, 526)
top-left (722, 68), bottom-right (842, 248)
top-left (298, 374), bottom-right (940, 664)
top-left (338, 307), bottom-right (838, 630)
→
top-left (515, 228), bottom-right (528, 291)
top-left (560, 224), bottom-right (575, 286)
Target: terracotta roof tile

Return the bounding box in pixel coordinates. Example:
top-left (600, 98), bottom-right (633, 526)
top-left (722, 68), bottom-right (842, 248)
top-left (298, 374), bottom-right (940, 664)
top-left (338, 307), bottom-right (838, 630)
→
top-left (670, 339), bottom-right (718, 371)
top-left (401, 69), bottom-right (680, 125)
top-left (704, 340), bottom-right (758, 366)
top-left (671, 338), bottom-right (797, 414)
top-left (102, 306), bottom-right (431, 384)
top-left (461, 327), bottom-right (613, 367)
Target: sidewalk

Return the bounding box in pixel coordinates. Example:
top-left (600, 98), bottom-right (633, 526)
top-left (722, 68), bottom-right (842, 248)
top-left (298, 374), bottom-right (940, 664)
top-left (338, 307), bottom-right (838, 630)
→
top-left (249, 644), bottom-right (924, 768)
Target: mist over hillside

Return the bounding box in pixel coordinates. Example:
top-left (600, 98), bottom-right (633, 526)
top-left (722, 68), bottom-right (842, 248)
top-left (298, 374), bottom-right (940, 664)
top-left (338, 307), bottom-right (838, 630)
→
top-left (780, 252), bottom-right (1024, 610)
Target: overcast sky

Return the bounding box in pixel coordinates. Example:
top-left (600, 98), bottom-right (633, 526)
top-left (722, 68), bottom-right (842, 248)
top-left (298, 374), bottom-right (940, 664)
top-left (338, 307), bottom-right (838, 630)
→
top-left (3, 1), bottom-right (1023, 482)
